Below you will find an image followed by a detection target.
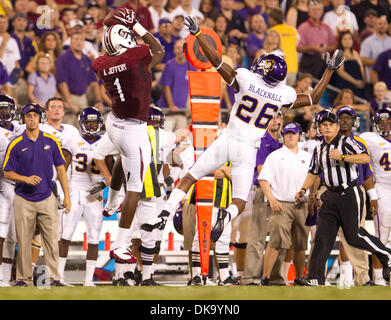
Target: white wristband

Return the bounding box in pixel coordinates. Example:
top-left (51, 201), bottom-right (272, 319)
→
top-left (367, 188), bottom-right (378, 201)
top-left (307, 94), bottom-right (313, 106)
top-left (133, 22), bottom-right (148, 37)
top-left (215, 60), bottom-right (224, 71)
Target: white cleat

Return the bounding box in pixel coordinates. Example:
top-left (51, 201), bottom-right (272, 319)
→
top-left (374, 278), bottom-right (387, 286)
top-left (83, 281), bottom-right (96, 287)
top-left (0, 280), bottom-right (11, 287)
top-left (103, 203), bottom-right (121, 218)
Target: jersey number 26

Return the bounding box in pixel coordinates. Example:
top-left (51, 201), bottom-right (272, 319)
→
top-left (235, 95), bottom-right (279, 129)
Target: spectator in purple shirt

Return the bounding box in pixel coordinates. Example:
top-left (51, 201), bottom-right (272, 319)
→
top-left (242, 112), bottom-right (285, 286)
top-left (157, 39), bottom-right (195, 131)
top-left (0, 61), bottom-right (9, 95)
top-left (27, 55), bottom-right (58, 106)
top-left (56, 32), bottom-right (103, 127)
top-left (153, 18), bottom-right (180, 72)
top-left (11, 12), bottom-right (36, 105)
top-left (370, 49), bottom-right (391, 92)
top-left (244, 14), bottom-right (267, 67)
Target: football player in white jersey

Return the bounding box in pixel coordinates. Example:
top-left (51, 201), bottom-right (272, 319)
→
top-left (32, 98), bottom-right (78, 272)
top-left (57, 107), bottom-right (106, 287)
top-left (141, 16), bottom-right (345, 241)
top-left (360, 108), bottom-right (391, 285)
top-left (0, 95), bottom-right (24, 286)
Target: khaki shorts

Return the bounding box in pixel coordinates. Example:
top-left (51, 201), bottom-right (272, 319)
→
top-left (268, 201), bottom-right (310, 250)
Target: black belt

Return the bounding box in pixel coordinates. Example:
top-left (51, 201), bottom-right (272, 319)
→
top-left (327, 179), bottom-right (358, 192)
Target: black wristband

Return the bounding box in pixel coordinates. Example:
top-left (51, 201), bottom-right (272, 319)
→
top-left (300, 188), bottom-right (307, 193)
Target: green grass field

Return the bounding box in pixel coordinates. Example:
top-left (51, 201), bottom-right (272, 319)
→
top-left (1, 286), bottom-right (391, 300)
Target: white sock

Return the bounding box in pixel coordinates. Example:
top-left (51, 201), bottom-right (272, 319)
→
top-left (226, 204), bottom-right (239, 221)
top-left (142, 265), bottom-right (153, 281)
top-left (123, 263), bottom-right (136, 274)
top-left (2, 263), bottom-right (12, 283)
top-left (58, 257), bottom-right (67, 282)
top-left (163, 189), bottom-right (187, 214)
top-left (230, 261), bottom-right (238, 277)
top-left (280, 261), bottom-right (291, 280)
top-left (341, 261), bottom-right (353, 285)
top-left (192, 266), bottom-right (201, 277)
top-left (220, 268), bottom-right (230, 282)
top-left (115, 227), bottom-right (129, 249)
top-left (107, 188), bottom-right (121, 208)
top-left (373, 268), bottom-right (383, 280)
top-left (115, 263), bottom-right (124, 279)
top-left (85, 260), bottom-right (96, 284)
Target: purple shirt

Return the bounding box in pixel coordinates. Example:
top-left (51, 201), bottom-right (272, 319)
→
top-left (55, 49), bottom-right (97, 95)
top-left (372, 49), bottom-right (391, 90)
top-left (157, 59), bottom-right (195, 110)
top-left (3, 131), bottom-right (65, 202)
top-left (244, 32), bottom-right (266, 66)
top-left (0, 61), bottom-right (9, 85)
top-left (153, 33), bottom-right (180, 64)
top-left (27, 71), bottom-right (56, 105)
top-left (11, 33), bottom-right (36, 71)
top-left (253, 131), bottom-right (282, 185)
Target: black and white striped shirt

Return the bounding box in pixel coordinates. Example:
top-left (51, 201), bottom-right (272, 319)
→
top-left (309, 134), bottom-right (367, 188)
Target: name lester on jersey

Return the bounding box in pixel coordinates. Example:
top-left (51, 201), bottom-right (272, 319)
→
top-left (248, 84), bottom-right (282, 102)
top-left (103, 63), bottom-right (127, 76)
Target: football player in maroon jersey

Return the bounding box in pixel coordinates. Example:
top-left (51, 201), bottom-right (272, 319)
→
top-left (92, 7), bottom-right (164, 263)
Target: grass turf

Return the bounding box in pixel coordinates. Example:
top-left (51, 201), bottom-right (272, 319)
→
top-left (1, 286), bottom-right (391, 300)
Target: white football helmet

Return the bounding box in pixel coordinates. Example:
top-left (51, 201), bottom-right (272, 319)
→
top-left (102, 24), bottom-right (137, 56)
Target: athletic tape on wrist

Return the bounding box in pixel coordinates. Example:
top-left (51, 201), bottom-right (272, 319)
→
top-left (307, 94), bottom-right (313, 106)
top-left (215, 60), bottom-right (224, 71)
top-left (367, 188), bottom-right (378, 201)
top-left (133, 22), bottom-right (147, 37)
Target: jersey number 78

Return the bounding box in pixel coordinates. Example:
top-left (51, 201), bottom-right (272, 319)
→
top-left (235, 95), bottom-right (279, 129)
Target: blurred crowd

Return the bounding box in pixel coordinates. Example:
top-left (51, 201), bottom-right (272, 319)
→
top-left (0, 0), bottom-right (389, 132)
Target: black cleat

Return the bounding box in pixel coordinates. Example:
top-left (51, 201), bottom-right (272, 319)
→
top-left (218, 276), bottom-right (239, 286)
top-left (187, 275), bottom-right (203, 286)
top-left (210, 208), bottom-right (230, 242)
top-left (140, 278), bottom-right (161, 286)
top-left (261, 277), bottom-right (270, 286)
top-left (112, 277), bottom-right (130, 286)
top-left (12, 280), bottom-right (28, 287)
top-left (134, 269), bottom-right (142, 286)
top-left (50, 280), bottom-right (66, 287)
top-left (298, 278), bottom-right (322, 286)
top-left (293, 278), bottom-right (308, 286)
top-left (141, 210), bottom-right (170, 232)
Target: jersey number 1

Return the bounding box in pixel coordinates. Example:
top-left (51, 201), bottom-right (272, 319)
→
top-left (114, 78), bottom-right (125, 102)
top-left (235, 95), bottom-right (279, 129)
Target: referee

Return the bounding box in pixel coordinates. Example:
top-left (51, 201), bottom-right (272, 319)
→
top-left (295, 111), bottom-right (391, 286)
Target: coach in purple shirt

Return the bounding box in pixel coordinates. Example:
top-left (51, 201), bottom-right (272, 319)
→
top-left (243, 112), bottom-right (284, 286)
top-left (3, 104), bottom-right (70, 287)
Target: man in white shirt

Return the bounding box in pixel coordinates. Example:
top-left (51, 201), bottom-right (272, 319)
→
top-left (258, 122), bottom-right (312, 286)
top-left (169, 0), bottom-right (204, 38)
top-left (322, 0), bottom-right (359, 37)
top-left (0, 16), bottom-right (21, 84)
top-left (149, 0), bottom-right (171, 33)
top-left (62, 19), bottom-right (100, 60)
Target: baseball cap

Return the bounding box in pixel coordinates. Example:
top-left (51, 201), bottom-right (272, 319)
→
top-left (22, 103), bottom-right (43, 115)
top-left (69, 19), bottom-right (84, 28)
top-left (319, 111), bottom-right (338, 124)
top-left (282, 122), bottom-right (301, 135)
top-left (159, 18), bottom-right (171, 25)
top-left (87, 1), bottom-right (100, 9)
top-left (336, 106), bottom-right (355, 117)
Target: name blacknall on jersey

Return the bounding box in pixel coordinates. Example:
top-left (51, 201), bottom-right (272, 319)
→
top-left (248, 84), bottom-right (282, 102)
top-left (103, 63), bottom-right (127, 76)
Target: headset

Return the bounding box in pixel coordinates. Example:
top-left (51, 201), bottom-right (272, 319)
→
top-left (280, 121), bottom-right (304, 143)
top-left (21, 103), bottom-right (47, 124)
